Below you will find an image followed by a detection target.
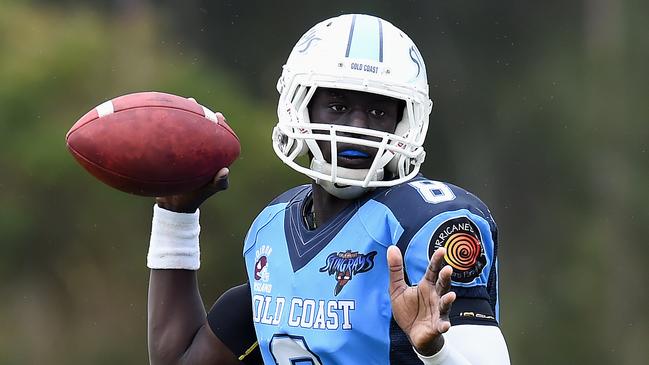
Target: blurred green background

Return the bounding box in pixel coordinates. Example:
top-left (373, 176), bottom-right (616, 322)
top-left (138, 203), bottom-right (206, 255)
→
top-left (1, 0), bottom-right (647, 364)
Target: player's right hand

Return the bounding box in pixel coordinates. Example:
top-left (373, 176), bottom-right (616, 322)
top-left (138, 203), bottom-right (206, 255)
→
top-left (155, 167), bottom-right (229, 213)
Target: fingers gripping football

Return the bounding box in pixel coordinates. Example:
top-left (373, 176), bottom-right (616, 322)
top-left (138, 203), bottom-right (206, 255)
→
top-left (155, 167), bottom-right (230, 213)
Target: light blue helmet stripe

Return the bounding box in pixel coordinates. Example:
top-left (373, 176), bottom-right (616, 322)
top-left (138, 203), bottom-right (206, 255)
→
top-left (345, 14), bottom-right (383, 62)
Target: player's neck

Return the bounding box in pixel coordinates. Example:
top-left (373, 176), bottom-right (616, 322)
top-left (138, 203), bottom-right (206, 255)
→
top-left (310, 182), bottom-right (354, 228)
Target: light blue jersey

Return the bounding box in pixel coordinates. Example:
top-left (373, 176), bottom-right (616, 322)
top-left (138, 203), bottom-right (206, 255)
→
top-left (243, 175), bottom-right (499, 364)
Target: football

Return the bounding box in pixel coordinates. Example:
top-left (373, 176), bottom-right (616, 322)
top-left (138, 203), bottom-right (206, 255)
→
top-left (66, 91), bottom-right (240, 196)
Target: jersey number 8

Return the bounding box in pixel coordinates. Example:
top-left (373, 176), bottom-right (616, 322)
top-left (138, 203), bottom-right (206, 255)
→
top-left (409, 180), bottom-right (456, 204)
top-left (270, 335), bottom-right (322, 365)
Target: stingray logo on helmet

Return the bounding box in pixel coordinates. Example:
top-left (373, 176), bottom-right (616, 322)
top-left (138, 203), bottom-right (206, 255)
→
top-left (409, 45), bottom-right (423, 79)
top-left (272, 14), bottom-right (433, 199)
top-left (295, 28), bottom-right (321, 54)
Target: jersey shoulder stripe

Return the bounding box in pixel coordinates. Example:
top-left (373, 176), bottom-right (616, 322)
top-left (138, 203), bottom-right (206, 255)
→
top-left (370, 175), bottom-right (497, 245)
top-left (268, 184), bottom-right (310, 206)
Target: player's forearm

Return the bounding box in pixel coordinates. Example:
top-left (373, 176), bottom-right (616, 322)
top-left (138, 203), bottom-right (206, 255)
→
top-left (146, 205), bottom-right (210, 364)
top-left (147, 269), bottom-right (208, 365)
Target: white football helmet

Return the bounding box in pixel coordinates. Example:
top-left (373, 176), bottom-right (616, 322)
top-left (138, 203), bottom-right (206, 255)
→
top-left (272, 14), bottom-right (432, 199)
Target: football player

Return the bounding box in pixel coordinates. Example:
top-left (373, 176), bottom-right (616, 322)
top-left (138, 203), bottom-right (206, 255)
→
top-left (147, 14), bottom-right (510, 364)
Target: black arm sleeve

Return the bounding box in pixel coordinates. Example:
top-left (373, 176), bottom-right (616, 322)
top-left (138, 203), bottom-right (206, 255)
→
top-left (449, 296), bottom-right (499, 326)
top-left (207, 283), bottom-right (262, 364)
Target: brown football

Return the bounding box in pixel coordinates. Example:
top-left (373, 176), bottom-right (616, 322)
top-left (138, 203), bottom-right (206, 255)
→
top-left (66, 91), bottom-right (240, 196)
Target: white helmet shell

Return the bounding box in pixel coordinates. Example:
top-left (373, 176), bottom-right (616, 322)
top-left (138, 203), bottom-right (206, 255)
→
top-left (272, 14), bottom-right (432, 198)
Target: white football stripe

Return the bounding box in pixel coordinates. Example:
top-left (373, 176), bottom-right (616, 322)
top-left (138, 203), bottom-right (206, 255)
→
top-left (202, 106), bottom-right (218, 123)
top-left (96, 100), bottom-right (114, 117)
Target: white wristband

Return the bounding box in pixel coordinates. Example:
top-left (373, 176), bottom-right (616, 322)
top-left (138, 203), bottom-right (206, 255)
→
top-left (414, 340), bottom-right (471, 365)
top-left (147, 204), bottom-right (201, 270)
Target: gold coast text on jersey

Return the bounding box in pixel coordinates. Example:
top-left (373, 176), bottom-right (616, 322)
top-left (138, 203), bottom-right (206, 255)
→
top-left (252, 294), bottom-right (355, 330)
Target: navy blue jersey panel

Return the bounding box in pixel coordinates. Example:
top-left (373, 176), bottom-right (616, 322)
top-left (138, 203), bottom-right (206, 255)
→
top-left (268, 184), bottom-right (310, 206)
top-left (372, 175), bottom-right (497, 252)
top-left (282, 186), bottom-right (365, 272)
top-left (451, 285), bottom-right (490, 299)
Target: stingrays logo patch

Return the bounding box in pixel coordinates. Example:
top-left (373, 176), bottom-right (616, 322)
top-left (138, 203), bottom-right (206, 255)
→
top-left (429, 217), bottom-right (486, 283)
top-left (319, 250), bottom-right (377, 296)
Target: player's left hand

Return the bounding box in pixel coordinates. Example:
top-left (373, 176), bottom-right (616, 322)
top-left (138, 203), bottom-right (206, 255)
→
top-left (387, 245), bottom-right (456, 356)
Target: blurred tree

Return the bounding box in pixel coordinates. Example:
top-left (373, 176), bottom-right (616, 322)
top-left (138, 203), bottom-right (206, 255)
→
top-left (0, 2), bottom-right (299, 363)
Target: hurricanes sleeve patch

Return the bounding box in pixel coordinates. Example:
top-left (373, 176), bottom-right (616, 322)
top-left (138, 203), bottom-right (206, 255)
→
top-left (428, 217), bottom-right (487, 283)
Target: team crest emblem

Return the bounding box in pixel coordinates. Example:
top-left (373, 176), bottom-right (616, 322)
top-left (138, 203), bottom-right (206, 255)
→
top-left (254, 245), bottom-right (272, 282)
top-left (429, 217), bottom-right (486, 283)
top-left (319, 250), bottom-right (377, 296)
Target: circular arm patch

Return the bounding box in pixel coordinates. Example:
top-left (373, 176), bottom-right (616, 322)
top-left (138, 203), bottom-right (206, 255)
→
top-left (428, 217), bottom-right (487, 283)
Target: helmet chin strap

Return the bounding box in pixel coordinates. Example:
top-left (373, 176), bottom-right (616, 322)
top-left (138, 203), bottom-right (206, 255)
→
top-left (310, 159), bottom-right (384, 199)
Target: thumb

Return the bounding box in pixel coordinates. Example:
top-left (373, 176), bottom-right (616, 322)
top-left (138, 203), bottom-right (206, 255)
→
top-left (387, 246), bottom-right (408, 299)
top-left (215, 167), bottom-right (229, 181)
top-left (210, 167), bottom-right (230, 191)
